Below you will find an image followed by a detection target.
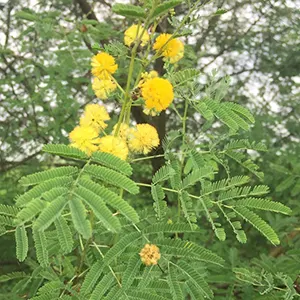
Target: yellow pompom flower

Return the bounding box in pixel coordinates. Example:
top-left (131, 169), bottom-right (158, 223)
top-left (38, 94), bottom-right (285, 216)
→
top-left (128, 124), bottom-right (160, 154)
top-left (153, 33), bottom-right (184, 63)
top-left (92, 78), bottom-right (116, 99)
top-left (138, 70), bottom-right (159, 88)
top-left (112, 123), bottom-right (130, 141)
top-left (124, 24), bottom-right (149, 47)
top-left (139, 244), bottom-right (161, 266)
top-left (80, 104), bottom-right (110, 132)
top-left (91, 52), bottom-right (118, 79)
top-left (98, 135), bottom-right (129, 160)
top-left (69, 126), bottom-right (101, 155)
top-left (141, 77), bottom-right (174, 112)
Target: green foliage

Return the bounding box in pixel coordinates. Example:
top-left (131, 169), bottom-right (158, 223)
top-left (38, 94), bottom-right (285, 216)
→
top-left (69, 197), bottom-right (92, 240)
top-left (54, 216), bottom-right (73, 254)
top-left (43, 144), bottom-right (88, 161)
top-left (112, 3), bottom-right (146, 19)
top-left (32, 227), bottom-right (49, 268)
top-left (15, 226), bottom-right (28, 262)
top-left (34, 196), bottom-right (67, 231)
top-left (75, 186), bottom-right (121, 232)
top-left (79, 178), bottom-right (139, 223)
top-left (91, 151), bottom-right (132, 176)
top-left (84, 164), bottom-right (139, 194)
top-left (19, 167), bottom-right (79, 187)
top-left (151, 0), bottom-right (183, 19)
top-left (0, 0), bottom-right (297, 298)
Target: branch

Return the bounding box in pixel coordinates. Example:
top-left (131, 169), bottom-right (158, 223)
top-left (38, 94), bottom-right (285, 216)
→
top-left (75, 0), bottom-right (98, 21)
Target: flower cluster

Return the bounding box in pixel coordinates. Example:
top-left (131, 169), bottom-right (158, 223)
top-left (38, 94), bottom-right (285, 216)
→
top-left (69, 21), bottom-right (184, 159)
top-left (124, 24), bottom-right (149, 47)
top-left (69, 105), bottom-right (159, 159)
top-left (91, 52), bottom-right (118, 99)
top-left (139, 244), bottom-right (161, 266)
top-left (153, 33), bottom-right (184, 63)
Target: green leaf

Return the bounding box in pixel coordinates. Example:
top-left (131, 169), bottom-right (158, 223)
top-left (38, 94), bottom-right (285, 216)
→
top-left (84, 164), bottom-right (139, 194)
top-left (79, 178), bottom-right (139, 223)
top-left (173, 260), bottom-right (213, 299)
top-left (152, 0), bottom-right (182, 19)
top-left (0, 215), bottom-right (14, 226)
top-left (179, 191), bottom-right (197, 226)
top-left (75, 186), bottom-right (121, 232)
top-left (168, 68), bottom-right (200, 86)
top-left (0, 204), bottom-right (19, 216)
top-left (16, 199), bottom-right (47, 225)
top-left (122, 254), bottom-right (141, 289)
top-left (15, 176), bottom-right (73, 207)
top-left (90, 273), bottom-right (115, 300)
top-left (168, 265), bottom-right (184, 300)
top-left (151, 184), bottom-right (167, 221)
top-left (43, 144), bottom-right (88, 160)
top-left (233, 207), bottom-right (280, 245)
top-left (215, 228), bottom-right (226, 241)
top-left (15, 226), bottom-right (28, 262)
top-left (235, 198), bottom-right (292, 215)
top-left (276, 176), bottom-right (295, 192)
top-left (112, 3), bottom-right (146, 19)
top-left (54, 216), bottom-right (73, 254)
top-left (19, 166), bottom-right (78, 186)
top-left (33, 227), bottom-right (49, 268)
top-left (0, 272), bottom-right (27, 282)
top-left (157, 238), bottom-right (224, 266)
top-left (127, 290), bottom-right (169, 300)
top-left (80, 259), bottom-right (105, 295)
top-left (69, 197), bottom-right (92, 239)
top-left (15, 11), bottom-right (38, 21)
top-left (103, 232), bottom-right (141, 265)
top-left (152, 165), bottom-right (175, 184)
top-left (214, 8), bottom-right (228, 15)
top-left (143, 223), bottom-right (198, 234)
top-left (34, 196), bottom-right (67, 231)
top-left (91, 151), bottom-right (132, 176)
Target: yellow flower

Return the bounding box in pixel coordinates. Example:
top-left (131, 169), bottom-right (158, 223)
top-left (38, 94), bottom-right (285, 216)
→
top-left (69, 126), bottom-right (101, 155)
top-left (139, 244), bottom-right (161, 266)
top-left (143, 107), bottom-right (159, 116)
top-left (141, 77), bottom-right (174, 112)
top-left (124, 24), bottom-right (149, 47)
top-left (128, 124), bottom-right (160, 154)
top-left (112, 123), bottom-right (130, 141)
top-left (91, 52), bottom-right (118, 79)
top-left (153, 33), bottom-right (184, 63)
top-left (92, 78), bottom-right (116, 99)
top-left (80, 104), bottom-right (110, 132)
top-left (98, 135), bottom-right (129, 160)
top-left (138, 70), bottom-right (159, 88)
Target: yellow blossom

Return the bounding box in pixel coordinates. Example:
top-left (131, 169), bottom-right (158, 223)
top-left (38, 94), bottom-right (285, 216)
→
top-left (91, 52), bottom-right (118, 79)
top-left (128, 124), bottom-right (160, 154)
top-left (141, 77), bottom-right (174, 112)
top-left (124, 24), bottom-right (149, 47)
top-left (138, 70), bottom-right (159, 88)
top-left (98, 135), bottom-right (129, 160)
top-left (69, 126), bottom-right (101, 155)
top-left (112, 123), bottom-right (130, 141)
top-left (92, 78), bottom-right (116, 99)
top-left (143, 107), bottom-right (159, 116)
top-left (153, 33), bottom-right (184, 63)
top-left (80, 104), bottom-right (110, 132)
top-left (139, 244), bottom-right (161, 266)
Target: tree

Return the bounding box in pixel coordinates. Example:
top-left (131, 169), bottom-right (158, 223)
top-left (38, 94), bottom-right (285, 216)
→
top-left (0, 0), bottom-right (299, 299)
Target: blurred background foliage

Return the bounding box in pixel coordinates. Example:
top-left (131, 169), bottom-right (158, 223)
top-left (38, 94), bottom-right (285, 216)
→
top-left (0, 0), bottom-right (299, 298)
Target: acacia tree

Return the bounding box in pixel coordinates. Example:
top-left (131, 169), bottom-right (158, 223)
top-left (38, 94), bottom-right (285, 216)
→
top-left (0, 0), bottom-right (299, 299)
